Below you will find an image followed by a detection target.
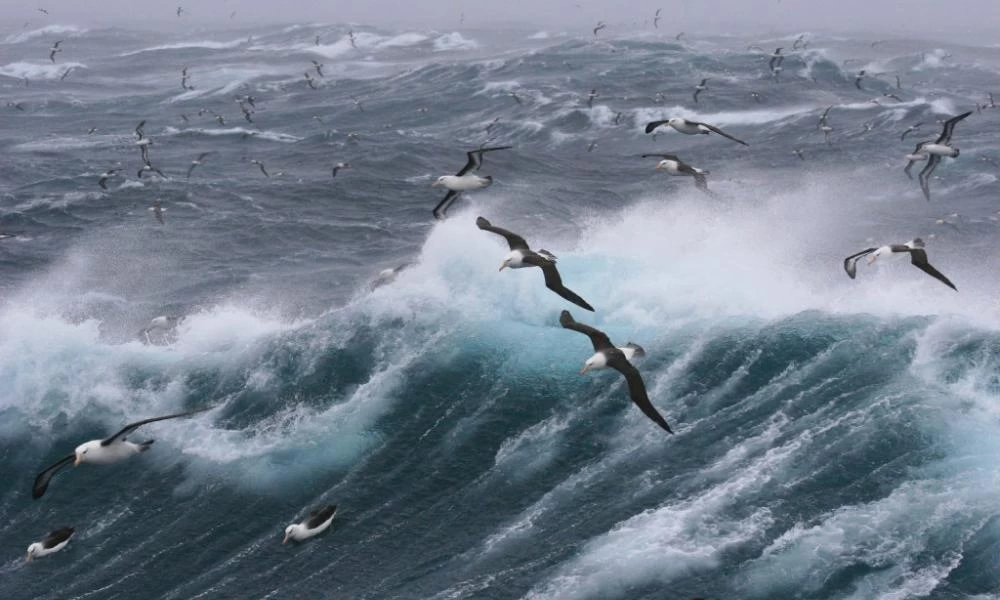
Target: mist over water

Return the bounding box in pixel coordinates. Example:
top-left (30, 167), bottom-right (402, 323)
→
top-left (2, 17), bottom-right (1000, 600)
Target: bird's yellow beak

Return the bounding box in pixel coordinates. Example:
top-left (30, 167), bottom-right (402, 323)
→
top-left (655, 163), bottom-right (665, 170)
top-left (580, 365), bottom-right (590, 375)
top-left (867, 255), bottom-right (878, 265)
top-left (499, 260), bottom-right (509, 272)
top-left (74, 454), bottom-right (82, 466)
top-left (26, 552), bottom-right (32, 562)
top-left (282, 534), bottom-right (290, 545)
top-left (431, 180), bottom-right (441, 187)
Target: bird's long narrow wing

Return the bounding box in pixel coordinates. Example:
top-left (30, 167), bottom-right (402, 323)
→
top-left (101, 407), bottom-right (213, 446)
top-left (432, 190), bottom-right (459, 220)
top-left (534, 260), bottom-right (594, 311)
top-left (908, 249), bottom-right (957, 290)
top-left (475, 217), bottom-right (530, 250)
top-left (32, 454), bottom-right (75, 499)
top-left (559, 310), bottom-right (614, 351)
top-left (609, 356), bottom-right (673, 434)
top-left (699, 122), bottom-right (749, 146)
top-left (843, 248), bottom-right (877, 279)
top-left (918, 155), bottom-right (941, 201)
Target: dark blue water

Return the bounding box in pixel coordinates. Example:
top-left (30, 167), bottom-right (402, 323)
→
top-left (2, 21), bottom-right (1000, 600)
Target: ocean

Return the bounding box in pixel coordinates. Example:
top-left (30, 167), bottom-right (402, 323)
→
top-left (2, 21), bottom-right (1000, 600)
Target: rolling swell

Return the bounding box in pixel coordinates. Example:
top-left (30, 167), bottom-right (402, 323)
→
top-left (2, 21), bottom-right (1000, 600)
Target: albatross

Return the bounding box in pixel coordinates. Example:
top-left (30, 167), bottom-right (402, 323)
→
top-left (284, 505), bottom-right (338, 544)
top-left (843, 238), bottom-right (956, 290)
top-left (645, 117), bottom-right (749, 146)
top-left (476, 216), bottom-right (594, 311)
top-left (431, 146), bottom-right (512, 220)
top-left (32, 407), bottom-right (213, 499)
top-left (692, 78), bottom-right (709, 104)
top-left (643, 153), bottom-right (709, 191)
top-left (26, 527), bottom-right (74, 561)
top-left (910, 111), bottom-right (972, 201)
top-left (559, 310), bottom-right (672, 433)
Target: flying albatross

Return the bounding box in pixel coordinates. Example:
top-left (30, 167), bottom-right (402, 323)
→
top-left (476, 216), bottom-right (594, 311)
top-left (645, 117), bottom-right (749, 146)
top-left (32, 407), bottom-right (213, 499)
top-left (843, 238), bottom-right (956, 290)
top-left (26, 527), bottom-right (74, 561)
top-left (283, 505), bottom-right (338, 544)
top-left (909, 111), bottom-right (972, 201)
top-left (431, 146), bottom-right (512, 220)
top-left (559, 310), bottom-right (672, 433)
top-left (643, 153), bottom-right (709, 192)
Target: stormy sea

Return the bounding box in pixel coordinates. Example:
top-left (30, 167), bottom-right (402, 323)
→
top-left (2, 20), bottom-right (1000, 600)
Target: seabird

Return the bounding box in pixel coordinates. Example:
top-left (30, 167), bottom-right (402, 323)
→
top-left (843, 238), bottom-right (956, 290)
top-left (675, 32), bottom-right (685, 41)
top-left (431, 146), bottom-right (512, 220)
top-left (8, 102), bottom-right (25, 111)
top-left (509, 91), bottom-right (522, 105)
top-left (913, 111), bottom-right (972, 201)
top-left (593, 21), bottom-right (606, 36)
top-left (304, 72), bottom-right (317, 90)
top-left (587, 140), bottom-right (598, 153)
top-left (136, 137), bottom-right (153, 162)
top-left (214, 114), bottom-right (226, 125)
top-left (793, 148), bottom-right (805, 160)
top-left (768, 47), bottom-right (784, 72)
top-left (37, 7), bottom-right (49, 14)
top-left (854, 70), bottom-right (866, 90)
top-left (87, 127), bottom-right (97, 134)
top-left (134, 120), bottom-right (146, 140)
top-left (883, 92), bottom-right (903, 102)
top-left (139, 315), bottom-right (181, 343)
top-left (586, 88), bottom-right (598, 108)
top-left (181, 67), bottom-right (193, 90)
top-left (750, 91), bottom-right (761, 103)
top-left (26, 528), bottom-right (74, 561)
top-left (643, 153), bottom-right (709, 192)
top-left (896, 75), bottom-right (902, 89)
top-left (901, 123), bottom-right (922, 141)
top-left (148, 199), bottom-right (166, 224)
top-left (284, 505), bottom-right (337, 544)
top-left (818, 105), bottom-right (834, 144)
top-left (350, 96), bottom-right (364, 112)
top-left (176, 6), bottom-right (183, 17)
top-left (792, 35), bottom-right (805, 50)
top-left (613, 111), bottom-right (624, 126)
top-left (559, 310), bottom-right (672, 433)
top-left (60, 67), bottom-right (72, 81)
top-left (903, 142), bottom-right (929, 180)
top-left (48, 40), bottom-right (62, 63)
top-left (331, 162), bottom-right (350, 178)
top-left (138, 160), bottom-right (165, 179)
top-left (0, 232), bottom-right (20, 240)
top-left (98, 168), bottom-right (117, 190)
top-left (692, 79), bottom-right (708, 104)
top-left (250, 159), bottom-right (269, 177)
top-left (186, 152), bottom-right (210, 178)
top-left (653, 8), bottom-right (661, 28)
top-left (32, 407), bottom-right (213, 499)
top-left (349, 30), bottom-right (358, 49)
top-left (484, 117), bottom-right (500, 134)
top-left (371, 263), bottom-right (411, 289)
top-left (311, 60), bottom-right (324, 77)
top-left (476, 216), bottom-right (594, 311)
top-left (645, 117), bottom-right (749, 146)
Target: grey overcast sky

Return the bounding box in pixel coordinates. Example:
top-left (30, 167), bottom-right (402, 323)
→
top-left (1, 0), bottom-right (998, 39)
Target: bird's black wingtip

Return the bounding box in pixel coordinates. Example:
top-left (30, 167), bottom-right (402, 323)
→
top-left (558, 310), bottom-right (574, 326)
top-left (643, 123), bottom-right (658, 134)
top-left (475, 216), bottom-right (490, 228)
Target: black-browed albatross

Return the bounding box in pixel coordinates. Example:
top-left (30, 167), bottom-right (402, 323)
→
top-left (26, 527), bottom-right (74, 561)
top-left (476, 216), bottom-right (594, 311)
top-left (32, 407), bottom-right (213, 499)
top-left (431, 146), bottom-right (512, 220)
top-left (559, 310), bottom-right (672, 433)
top-left (284, 505), bottom-right (338, 544)
top-left (911, 111), bottom-right (972, 201)
top-left (643, 153), bottom-right (709, 191)
top-left (645, 117), bottom-right (749, 146)
top-left (843, 238), bottom-right (956, 290)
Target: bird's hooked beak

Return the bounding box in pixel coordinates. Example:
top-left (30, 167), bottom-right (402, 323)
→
top-left (282, 533), bottom-right (290, 545)
top-left (26, 551), bottom-right (33, 562)
top-left (654, 163), bottom-right (665, 170)
top-left (867, 255), bottom-right (878, 266)
top-left (431, 180), bottom-right (441, 187)
top-left (580, 364), bottom-right (591, 375)
top-left (73, 453), bottom-right (83, 466)
top-left (499, 259), bottom-right (510, 272)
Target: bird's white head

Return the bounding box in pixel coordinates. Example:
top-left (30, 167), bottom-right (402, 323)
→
top-left (74, 440), bottom-right (99, 465)
top-left (283, 525), bottom-right (297, 544)
top-left (655, 160), bottom-right (671, 170)
top-left (26, 543), bottom-right (40, 561)
top-left (499, 250), bottom-right (522, 271)
top-left (581, 352), bottom-right (607, 374)
top-left (431, 176), bottom-right (450, 188)
top-left (667, 117), bottom-right (682, 127)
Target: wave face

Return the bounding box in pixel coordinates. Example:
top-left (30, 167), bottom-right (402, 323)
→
top-left (3, 22), bottom-right (1000, 600)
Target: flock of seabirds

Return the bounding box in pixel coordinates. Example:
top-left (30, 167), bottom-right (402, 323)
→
top-left (6, 9), bottom-right (991, 591)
